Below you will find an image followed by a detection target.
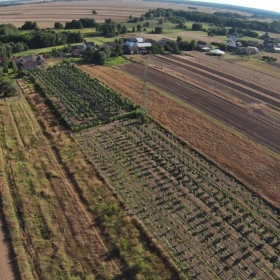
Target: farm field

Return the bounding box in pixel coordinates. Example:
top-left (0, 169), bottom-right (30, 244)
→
top-left (0, 0), bottom-right (247, 28)
top-left (26, 63), bottom-right (280, 280)
top-left (74, 117), bottom-right (280, 280)
top-left (79, 64), bottom-right (280, 207)
top-left (187, 51), bottom-right (280, 81)
top-left (0, 78), bottom-right (174, 279)
top-left (118, 61), bottom-right (280, 154)
top-left (0, 0), bottom-right (199, 28)
top-left (31, 63), bottom-right (136, 130)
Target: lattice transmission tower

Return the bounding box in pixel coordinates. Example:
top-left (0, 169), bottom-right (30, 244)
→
top-left (141, 65), bottom-right (148, 113)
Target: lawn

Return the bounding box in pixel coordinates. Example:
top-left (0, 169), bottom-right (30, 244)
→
top-left (107, 56), bottom-right (129, 66)
top-left (14, 45), bottom-right (68, 56)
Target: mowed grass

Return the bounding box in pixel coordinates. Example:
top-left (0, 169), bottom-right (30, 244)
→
top-left (107, 56), bottom-right (130, 66)
top-left (225, 54), bottom-right (280, 78)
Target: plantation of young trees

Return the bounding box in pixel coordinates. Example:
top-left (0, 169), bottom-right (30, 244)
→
top-left (31, 63), bottom-right (135, 130)
top-left (75, 119), bottom-right (280, 279)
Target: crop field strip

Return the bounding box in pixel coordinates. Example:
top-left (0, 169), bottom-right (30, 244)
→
top-left (142, 55), bottom-right (280, 129)
top-left (27, 63), bottom-right (280, 279)
top-left (154, 55), bottom-right (280, 110)
top-left (0, 96), bottom-right (121, 279)
top-left (119, 62), bottom-right (280, 154)
top-left (74, 119), bottom-right (280, 280)
top-left (145, 56), bottom-right (260, 105)
top-left (188, 52), bottom-right (280, 92)
top-left (31, 63), bottom-right (135, 131)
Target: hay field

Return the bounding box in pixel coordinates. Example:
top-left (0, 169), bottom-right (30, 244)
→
top-left (0, 0), bottom-right (251, 28)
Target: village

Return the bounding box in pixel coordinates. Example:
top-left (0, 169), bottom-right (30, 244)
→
top-left (4, 30), bottom-right (280, 70)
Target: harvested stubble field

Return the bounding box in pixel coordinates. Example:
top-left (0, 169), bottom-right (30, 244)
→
top-left (0, 0), bottom-right (212, 28)
top-left (119, 62), bottom-right (280, 155)
top-left (0, 78), bottom-right (175, 279)
top-left (79, 64), bottom-right (280, 207)
top-left (74, 117), bottom-right (280, 280)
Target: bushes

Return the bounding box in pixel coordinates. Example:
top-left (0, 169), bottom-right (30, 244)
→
top-left (262, 56), bottom-right (277, 62)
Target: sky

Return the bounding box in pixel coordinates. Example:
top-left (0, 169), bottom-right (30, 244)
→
top-left (194, 0), bottom-right (280, 13)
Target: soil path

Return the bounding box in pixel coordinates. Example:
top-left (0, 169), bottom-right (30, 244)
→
top-left (0, 210), bottom-right (19, 280)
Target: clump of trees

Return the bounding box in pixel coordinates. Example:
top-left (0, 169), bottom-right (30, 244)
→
top-left (21, 21), bottom-right (38, 30)
top-left (0, 80), bottom-right (17, 98)
top-left (192, 23), bottom-right (203, 31)
top-left (0, 24), bottom-right (83, 52)
top-left (262, 56), bottom-right (277, 62)
top-left (96, 20), bottom-right (128, 36)
top-left (65, 18), bottom-right (97, 29)
top-left (92, 10), bottom-right (97, 15)
top-left (54, 22), bottom-right (64, 29)
top-left (154, 26), bottom-right (163, 34)
top-left (89, 43), bottom-right (123, 65)
top-left (148, 8), bottom-right (280, 33)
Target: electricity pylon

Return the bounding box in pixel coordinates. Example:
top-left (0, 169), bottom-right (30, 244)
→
top-left (142, 65), bottom-right (148, 113)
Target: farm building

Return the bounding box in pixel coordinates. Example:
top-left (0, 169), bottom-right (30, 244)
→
top-left (82, 42), bottom-right (96, 49)
top-left (137, 42), bottom-right (152, 48)
top-left (125, 37), bottom-right (144, 47)
top-left (274, 47), bottom-right (280, 53)
top-left (237, 46), bottom-right (259, 55)
top-left (210, 49), bottom-right (225, 56)
top-left (72, 48), bottom-right (85, 56)
top-left (36, 56), bottom-right (45, 65)
top-left (19, 61), bottom-right (40, 70)
top-left (157, 38), bottom-right (170, 46)
top-left (123, 45), bottom-right (139, 54)
top-left (21, 54), bottom-right (36, 62)
top-left (197, 44), bottom-right (213, 51)
top-left (100, 42), bottom-right (119, 49)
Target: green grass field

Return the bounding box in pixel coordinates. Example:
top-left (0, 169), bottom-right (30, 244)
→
top-left (107, 56), bottom-right (129, 66)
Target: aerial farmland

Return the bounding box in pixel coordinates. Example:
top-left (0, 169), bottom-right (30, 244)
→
top-left (0, 1), bottom-right (280, 280)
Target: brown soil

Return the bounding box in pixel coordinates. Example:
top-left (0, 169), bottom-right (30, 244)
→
top-left (78, 64), bottom-right (280, 207)
top-left (119, 62), bottom-right (280, 154)
top-left (133, 54), bottom-right (280, 128)
top-left (0, 213), bottom-right (19, 280)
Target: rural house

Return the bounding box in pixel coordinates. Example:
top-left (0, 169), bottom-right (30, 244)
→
top-left (137, 42), bottom-right (152, 49)
top-left (125, 37), bottom-right (144, 47)
top-left (21, 54), bottom-right (36, 62)
top-left (123, 45), bottom-right (139, 54)
top-left (100, 42), bottom-right (118, 49)
top-left (36, 56), bottom-right (45, 65)
top-left (19, 61), bottom-right (40, 70)
top-left (157, 38), bottom-right (170, 46)
top-left (72, 48), bottom-right (85, 56)
top-left (82, 42), bottom-right (96, 49)
top-left (237, 46), bottom-right (259, 55)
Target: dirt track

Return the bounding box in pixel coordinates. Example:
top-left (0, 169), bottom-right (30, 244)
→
top-left (0, 211), bottom-right (18, 280)
top-left (119, 62), bottom-right (280, 154)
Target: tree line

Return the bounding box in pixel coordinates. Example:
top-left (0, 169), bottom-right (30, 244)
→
top-left (0, 23), bottom-right (83, 65)
top-left (146, 8), bottom-right (280, 34)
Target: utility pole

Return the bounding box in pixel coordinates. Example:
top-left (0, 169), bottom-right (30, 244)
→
top-left (142, 64), bottom-right (148, 113)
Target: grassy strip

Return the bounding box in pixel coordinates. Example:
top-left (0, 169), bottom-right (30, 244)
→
top-left (0, 104), bottom-right (34, 280)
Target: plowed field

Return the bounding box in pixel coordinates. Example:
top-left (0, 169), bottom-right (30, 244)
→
top-left (78, 64), bottom-right (280, 207)
top-left (119, 62), bottom-right (280, 154)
